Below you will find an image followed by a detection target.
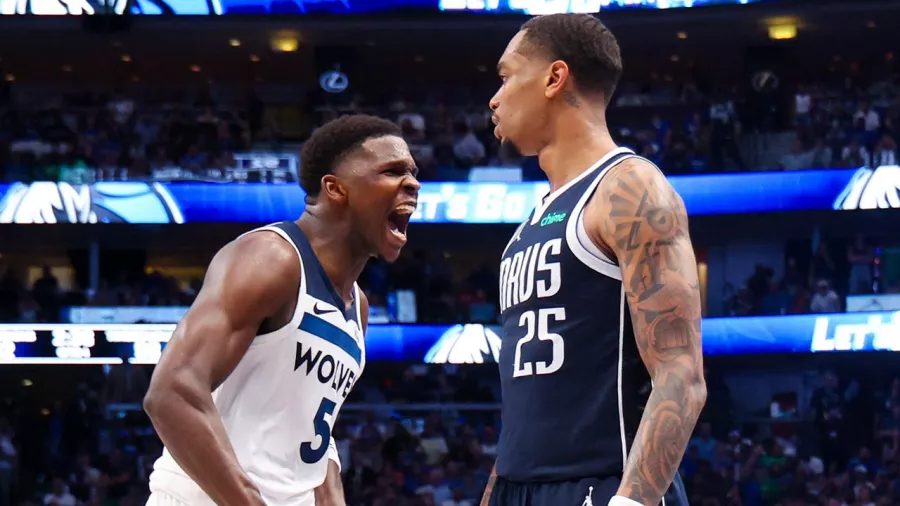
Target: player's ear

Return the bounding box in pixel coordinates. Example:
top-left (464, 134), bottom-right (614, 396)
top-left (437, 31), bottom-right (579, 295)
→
top-left (545, 60), bottom-right (570, 99)
top-left (320, 174), bottom-right (348, 203)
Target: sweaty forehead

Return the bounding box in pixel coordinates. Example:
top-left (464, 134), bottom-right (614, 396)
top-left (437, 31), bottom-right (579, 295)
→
top-left (340, 135), bottom-right (413, 173)
top-left (499, 30), bottom-right (542, 70)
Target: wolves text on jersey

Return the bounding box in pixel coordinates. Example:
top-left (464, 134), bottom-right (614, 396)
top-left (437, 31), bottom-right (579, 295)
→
top-left (499, 238), bottom-right (563, 313)
top-left (294, 342), bottom-right (358, 399)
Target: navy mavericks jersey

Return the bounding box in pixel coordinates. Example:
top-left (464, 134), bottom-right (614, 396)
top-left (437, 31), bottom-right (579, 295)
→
top-left (496, 147), bottom-right (652, 482)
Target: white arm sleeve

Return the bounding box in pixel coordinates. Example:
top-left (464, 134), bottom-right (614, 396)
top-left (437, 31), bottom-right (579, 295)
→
top-left (326, 437), bottom-right (341, 472)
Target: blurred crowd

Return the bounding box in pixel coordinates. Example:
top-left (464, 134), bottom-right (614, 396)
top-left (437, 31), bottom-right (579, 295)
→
top-left (722, 234), bottom-right (897, 317)
top-left (0, 64), bottom-right (898, 185)
top-left (0, 87), bottom-right (262, 184)
top-left (2, 230), bottom-right (893, 325)
top-left (0, 362), bottom-right (898, 506)
top-left (779, 76), bottom-right (900, 172)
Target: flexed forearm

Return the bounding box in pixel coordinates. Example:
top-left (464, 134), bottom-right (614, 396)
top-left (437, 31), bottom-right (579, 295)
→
top-left (617, 355), bottom-right (706, 504)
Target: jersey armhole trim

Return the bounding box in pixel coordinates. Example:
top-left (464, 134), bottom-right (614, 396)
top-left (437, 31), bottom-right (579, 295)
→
top-left (353, 283), bottom-right (363, 333)
top-left (240, 225), bottom-right (307, 346)
top-left (564, 156), bottom-right (640, 281)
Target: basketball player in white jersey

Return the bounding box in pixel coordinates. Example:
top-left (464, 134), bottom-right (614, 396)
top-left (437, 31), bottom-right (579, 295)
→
top-left (143, 115), bottom-right (419, 506)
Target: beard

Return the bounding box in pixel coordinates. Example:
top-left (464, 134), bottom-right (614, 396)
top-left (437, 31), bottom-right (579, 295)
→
top-left (499, 137), bottom-right (523, 160)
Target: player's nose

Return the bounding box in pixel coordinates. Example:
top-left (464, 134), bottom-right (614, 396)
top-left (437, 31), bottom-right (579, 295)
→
top-left (489, 93), bottom-right (500, 112)
top-left (401, 174), bottom-right (420, 197)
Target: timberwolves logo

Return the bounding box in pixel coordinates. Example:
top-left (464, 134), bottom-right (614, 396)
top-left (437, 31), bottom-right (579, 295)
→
top-left (834, 165), bottom-right (900, 211)
top-left (0, 182), bottom-right (185, 224)
top-left (425, 324), bottom-right (501, 365)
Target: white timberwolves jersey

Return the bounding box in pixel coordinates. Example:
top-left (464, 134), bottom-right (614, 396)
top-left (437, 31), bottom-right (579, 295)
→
top-left (149, 221), bottom-right (366, 506)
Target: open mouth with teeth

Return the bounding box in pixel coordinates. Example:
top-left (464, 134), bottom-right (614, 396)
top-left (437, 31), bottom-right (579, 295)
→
top-left (387, 203), bottom-right (415, 243)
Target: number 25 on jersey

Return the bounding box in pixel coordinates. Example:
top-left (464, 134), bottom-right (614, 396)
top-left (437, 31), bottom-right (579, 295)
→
top-left (512, 307), bottom-right (566, 377)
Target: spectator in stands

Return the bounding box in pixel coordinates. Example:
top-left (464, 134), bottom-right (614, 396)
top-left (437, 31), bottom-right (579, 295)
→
top-left (810, 243), bottom-right (837, 289)
top-left (794, 85), bottom-right (812, 127)
top-left (0, 418), bottom-right (15, 506)
top-left (17, 294), bottom-right (39, 323)
top-left (32, 266), bottom-right (59, 322)
top-left (847, 234), bottom-right (875, 294)
top-left (443, 488), bottom-right (473, 506)
top-left (854, 101), bottom-right (881, 133)
top-left (689, 422), bottom-right (719, 465)
top-left (467, 289), bottom-right (497, 323)
top-left (415, 468), bottom-right (452, 505)
top-left (68, 451), bottom-right (101, 504)
top-left (101, 448), bottom-right (133, 504)
top-left (708, 94), bottom-right (746, 171)
top-left (761, 278), bottom-right (791, 315)
top-left (779, 137), bottom-right (815, 170)
top-left (451, 121), bottom-right (485, 169)
top-left (811, 371), bottom-right (848, 471)
top-left (103, 358), bottom-right (150, 405)
top-left (810, 138), bottom-right (834, 168)
top-left (870, 133), bottom-right (898, 167)
top-left (840, 137), bottom-right (870, 168)
top-left (42, 477), bottom-right (76, 506)
top-left (810, 279), bottom-right (840, 313)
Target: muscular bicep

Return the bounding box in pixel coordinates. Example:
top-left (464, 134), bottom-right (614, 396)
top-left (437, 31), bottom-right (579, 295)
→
top-left (152, 232), bottom-right (300, 390)
top-left (588, 159), bottom-right (703, 376)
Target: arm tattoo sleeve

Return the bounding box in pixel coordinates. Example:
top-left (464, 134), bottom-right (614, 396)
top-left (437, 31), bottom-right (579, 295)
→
top-left (597, 160), bottom-right (707, 506)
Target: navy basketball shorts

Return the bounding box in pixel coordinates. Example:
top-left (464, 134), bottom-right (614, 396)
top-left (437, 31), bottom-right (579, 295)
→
top-left (488, 473), bottom-right (689, 506)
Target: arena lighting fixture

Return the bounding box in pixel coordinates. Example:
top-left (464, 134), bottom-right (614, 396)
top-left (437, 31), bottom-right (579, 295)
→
top-left (229, 38), bottom-right (241, 47)
top-left (766, 17), bottom-right (798, 40)
top-left (271, 31), bottom-right (299, 53)
top-left (768, 24), bottom-right (796, 40)
top-left (676, 31), bottom-right (687, 39)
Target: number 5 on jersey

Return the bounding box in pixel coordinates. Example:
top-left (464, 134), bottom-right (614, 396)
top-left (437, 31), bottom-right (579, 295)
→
top-left (512, 307), bottom-right (566, 377)
top-left (300, 397), bottom-right (336, 464)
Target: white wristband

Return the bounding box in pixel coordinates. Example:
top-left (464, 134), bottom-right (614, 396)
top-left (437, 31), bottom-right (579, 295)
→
top-left (607, 496), bottom-right (645, 506)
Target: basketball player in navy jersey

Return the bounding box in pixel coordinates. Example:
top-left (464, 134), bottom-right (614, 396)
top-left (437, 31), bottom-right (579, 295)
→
top-left (482, 14), bottom-right (706, 506)
top-left (143, 115), bottom-right (419, 506)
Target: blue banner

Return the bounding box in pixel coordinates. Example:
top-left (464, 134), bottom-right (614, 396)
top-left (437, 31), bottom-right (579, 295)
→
top-left (0, 168), bottom-right (894, 225)
top-left (0, 311), bottom-right (897, 365)
top-left (0, 0), bottom-right (766, 16)
top-left (702, 311), bottom-right (900, 355)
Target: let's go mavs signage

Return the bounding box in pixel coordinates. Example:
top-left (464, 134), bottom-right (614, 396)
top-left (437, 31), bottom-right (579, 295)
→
top-left (1, 166), bottom-right (898, 225)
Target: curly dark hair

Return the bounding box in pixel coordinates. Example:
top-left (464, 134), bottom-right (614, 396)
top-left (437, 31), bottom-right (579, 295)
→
top-left (300, 115), bottom-right (402, 197)
top-left (520, 14), bottom-right (622, 103)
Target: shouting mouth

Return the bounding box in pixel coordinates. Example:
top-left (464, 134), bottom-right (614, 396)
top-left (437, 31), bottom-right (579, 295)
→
top-left (387, 202), bottom-right (416, 244)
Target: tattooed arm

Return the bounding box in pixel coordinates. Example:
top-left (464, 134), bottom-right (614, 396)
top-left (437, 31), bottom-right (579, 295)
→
top-left (585, 158), bottom-right (707, 506)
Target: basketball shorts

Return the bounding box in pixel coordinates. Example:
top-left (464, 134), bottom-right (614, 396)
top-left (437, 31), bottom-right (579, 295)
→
top-left (487, 472), bottom-right (689, 506)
